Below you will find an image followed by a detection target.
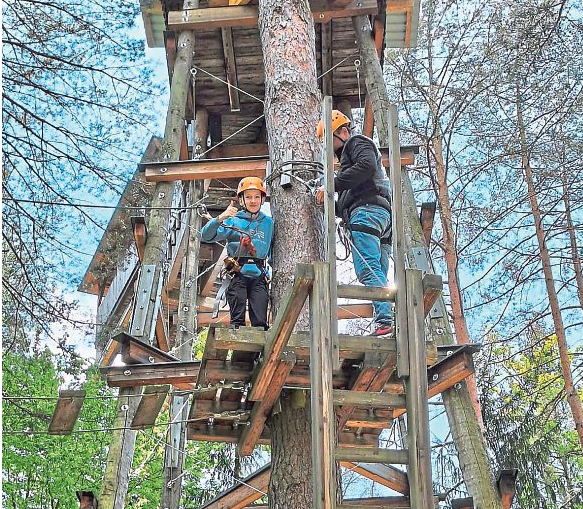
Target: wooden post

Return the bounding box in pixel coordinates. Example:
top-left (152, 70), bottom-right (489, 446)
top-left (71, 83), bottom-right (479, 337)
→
top-left (321, 97), bottom-right (339, 370)
top-left (160, 107), bottom-right (208, 508)
top-left (310, 263), bottom-right (337, 509)
top-left (99, 2), bottom-right (200, 508)
top-left (404, 269), bottom-right (432, 509)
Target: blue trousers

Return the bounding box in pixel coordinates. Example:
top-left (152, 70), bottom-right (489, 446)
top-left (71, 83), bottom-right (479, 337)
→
top-left (349, 204), bottom-right (393, 325)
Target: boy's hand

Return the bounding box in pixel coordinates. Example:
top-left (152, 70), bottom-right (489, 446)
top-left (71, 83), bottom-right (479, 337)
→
top-left (315, 186), bottom-right (325, 205)
top-left (218, 203), bottom-right (238, 221)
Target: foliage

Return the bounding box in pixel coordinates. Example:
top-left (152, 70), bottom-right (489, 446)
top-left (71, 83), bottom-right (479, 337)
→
top-left (479, 332), bottom-right (583, 507)
top-left (2, 351), bottom-right (116, 508)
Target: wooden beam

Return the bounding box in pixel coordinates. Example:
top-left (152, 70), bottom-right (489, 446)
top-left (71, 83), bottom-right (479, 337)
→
top-left (386, 0), bottom-right (413, 12)
top-left (362, 19), bottom-right (385, 138)
top-left (339, 496), bottom-right (436, 509)
top-left (335, 447), bottom-right (408, 464)
top-left (337, 284), bottom-right (396, 301)
top-left (221, 28), bottom-right (241, 111)
top-left (206, 143), bottom-right (268, 159)
top-left (155, 308), bottom-right (170, 352)
top-left (100, 361), bottom-right (201, 388)
top-left (422, 273), bottom-right (442, 316)
top-left (321, 22), bottom-right (332, 96)
top-left (197, 302), bottom-right (374, 325)
top-left (238, 350), bottom-right (296, 455)
top-left (167, 0), bottom-right (378, 30)
top-left (48, 390), bottom-right (85, 435)
top-left (333, 390), bottom-right (406, 409)
top-left (132, 217), bottom-right (147, 262)
top-left (199, 465), bottom-right (270, 509)
top-left (114, 332), bottom-right (179, 365)
top-left (340, 462), bottom-right (409, 495)
top-left (248, 264), bottom-right (314, 401)
top-left (420, 202), bottom-right (436, 247)
top-left (99, 337), bottom-right (122, 367)
top-left (497, 469), bottom-right (518, 509)
top-left (141, 148), bottom-right (416, 183)
top-left (130, 385), bottom-right (170, 429)
top-left (451, 497), bottom-right (474, 509)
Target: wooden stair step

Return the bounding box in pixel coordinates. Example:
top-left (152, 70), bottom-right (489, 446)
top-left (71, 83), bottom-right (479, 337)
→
top-left (130, 385), bottom-right (170, 429)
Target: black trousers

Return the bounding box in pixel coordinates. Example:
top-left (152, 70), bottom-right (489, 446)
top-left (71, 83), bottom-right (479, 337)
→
top-left (226, 273), bottom-right (269, 330)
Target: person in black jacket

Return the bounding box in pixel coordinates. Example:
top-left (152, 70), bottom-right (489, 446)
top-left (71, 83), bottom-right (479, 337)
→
top-left (316, 110), bottom-right (393, 337)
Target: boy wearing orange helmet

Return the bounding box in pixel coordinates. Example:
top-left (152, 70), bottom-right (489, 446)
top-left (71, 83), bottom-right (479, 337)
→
top-left (316, 111), bottom-right (393, 337)
top-left (200, 177), bottom-right (273, 330)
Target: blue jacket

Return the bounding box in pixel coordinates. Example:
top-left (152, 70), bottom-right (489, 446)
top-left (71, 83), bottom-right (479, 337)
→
top-left (200, 210), bottom-right (273, 278)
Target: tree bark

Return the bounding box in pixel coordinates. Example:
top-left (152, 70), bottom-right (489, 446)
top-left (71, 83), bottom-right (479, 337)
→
top-left (516, 83), bottom-right (583, 449)
top-left (99, 2), bottom-right (199, 507)
top-left (257, 0), bottom-right (324, 507)
top-left (355, 14), bottom-right (502, 507)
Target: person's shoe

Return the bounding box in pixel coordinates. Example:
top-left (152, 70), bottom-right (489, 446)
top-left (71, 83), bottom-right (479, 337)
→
top-left (372, 323), bottom-right (394, 337)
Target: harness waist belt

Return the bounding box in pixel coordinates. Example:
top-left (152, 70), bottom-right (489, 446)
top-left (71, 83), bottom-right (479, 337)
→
top-left (350, 224), bottom-right (391, 245)
top-left (237, 257), bottom-right (266, 267)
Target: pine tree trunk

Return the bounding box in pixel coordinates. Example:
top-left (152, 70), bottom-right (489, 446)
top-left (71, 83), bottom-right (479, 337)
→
top-left (257, 1), bottom-right (325, 507)
top-left (562, 178), bottom-right (583, 310)
top-left (516, 83), bottom-right (583, 449)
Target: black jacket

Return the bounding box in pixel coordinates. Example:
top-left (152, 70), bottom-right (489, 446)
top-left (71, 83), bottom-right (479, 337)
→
top-left (334, 135), bottom-right (392, 221)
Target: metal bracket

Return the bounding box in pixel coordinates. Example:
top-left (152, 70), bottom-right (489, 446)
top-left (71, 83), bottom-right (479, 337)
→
top-left (130, 265), bottom-right (156, 337)
top-left (280, 148), bottom-right (293, 188)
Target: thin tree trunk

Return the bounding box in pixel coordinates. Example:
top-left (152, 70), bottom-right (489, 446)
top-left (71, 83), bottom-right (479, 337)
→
top-left (355, 15), bottom-right (502, 507)
top-left (562, 178), bottom-right (583, 310)
top-left (99, 2), bottom-right (199, 507)
top-left (257, 1), bottom-right (325, 508)
top-left (429, 130), bottom-right (484, 431)
top-left (516, 83), bottom-right (583, 449)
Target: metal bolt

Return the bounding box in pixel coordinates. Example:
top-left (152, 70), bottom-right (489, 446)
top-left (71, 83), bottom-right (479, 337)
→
top-left (183, 306), bottom-right (189, 312)
top-left (135, 326), bottom-right (140, 330)
top-left (160, 167), bottom-right (167, 173)
top-left (124, 370), bottom-right (132, 376)
top-left (319, 13), bottom-right (324, 18)
top-left (121, 404), bottom-right (129, 411)
top-left (435, 327), bottom-right (444, 335)
top-left (158, 192), bottom-right (165, 199)
top-left (454, 383), bottom-right (462, 390)
top-left (148, 356), bottom-right (155, 363)
top-left (432, 373), bottom-right (439, 381)
top-left (446, 350), bottom-right (453, 356)
top-left (140, 305), bottom-right (144, 309)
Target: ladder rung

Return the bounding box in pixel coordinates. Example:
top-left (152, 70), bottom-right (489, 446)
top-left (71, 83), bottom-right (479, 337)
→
top-left (335, 446), bottom-right (408, 464)
top-left (337, 284), bottom-right (396, 302)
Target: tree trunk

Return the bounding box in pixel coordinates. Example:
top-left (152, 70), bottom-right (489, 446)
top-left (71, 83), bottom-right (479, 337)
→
top-left (516, 83), bottom-right (583, 449)
top-left (562, 178), bottom-right (583, 311)
top-left (99, 2), bottom-right (199, 507)
top-left (257, 0), bottom-right (324, 507)
top-left (355, 15), bottom-right (502, 507)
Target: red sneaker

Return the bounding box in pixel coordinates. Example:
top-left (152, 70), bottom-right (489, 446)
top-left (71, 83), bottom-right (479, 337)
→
top-left (372, 324), bottom-right (394, 337)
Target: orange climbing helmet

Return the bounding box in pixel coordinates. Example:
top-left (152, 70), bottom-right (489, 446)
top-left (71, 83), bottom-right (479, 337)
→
top-left (237, 177), bottom-right (266, 196)
top-left (316, 110), bottom-right (352, 140)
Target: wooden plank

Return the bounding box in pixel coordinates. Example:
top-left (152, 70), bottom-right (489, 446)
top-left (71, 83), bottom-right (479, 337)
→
top-left (167, 0), bottom-right (378, 30)
top-left (48, 390), bottom-right (85, 435)
top-left (114, 332), bottom-right (179, 364)
top-left (132, 219), bottom-right (147, 262)
top-left (422, 273), bottom-right (442, 317)
top-left (321, 22), bottom-right (333, 96)
top-left (248, 264), bottom-right (314, 401)
top-left (130, 385), bottom-right (170, 429)
top-left (221, 27), bottom-right (241, 111)
top-left (238, 350), bottom-right (296, 455)
top-left (362, 19), bottom-right (385, 138)
top-left (99, 337), bottom-right (122, 367)
top-left (338, 496), bottom-right (439, 509)
top-left (100, 361), bottom-right (201, 388)
top-left (335, 446), bottom-right (408, 464)
top-left (337, 284), bottom-right (396, 301)
top-left (200, 464), bottom-right (270, 509)
top-left (386, 0), bottom-right (413, 11)
top-left (340, 462), bottom-right (409, 495)
top-left (333, 390), bottom-right (405, 409)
